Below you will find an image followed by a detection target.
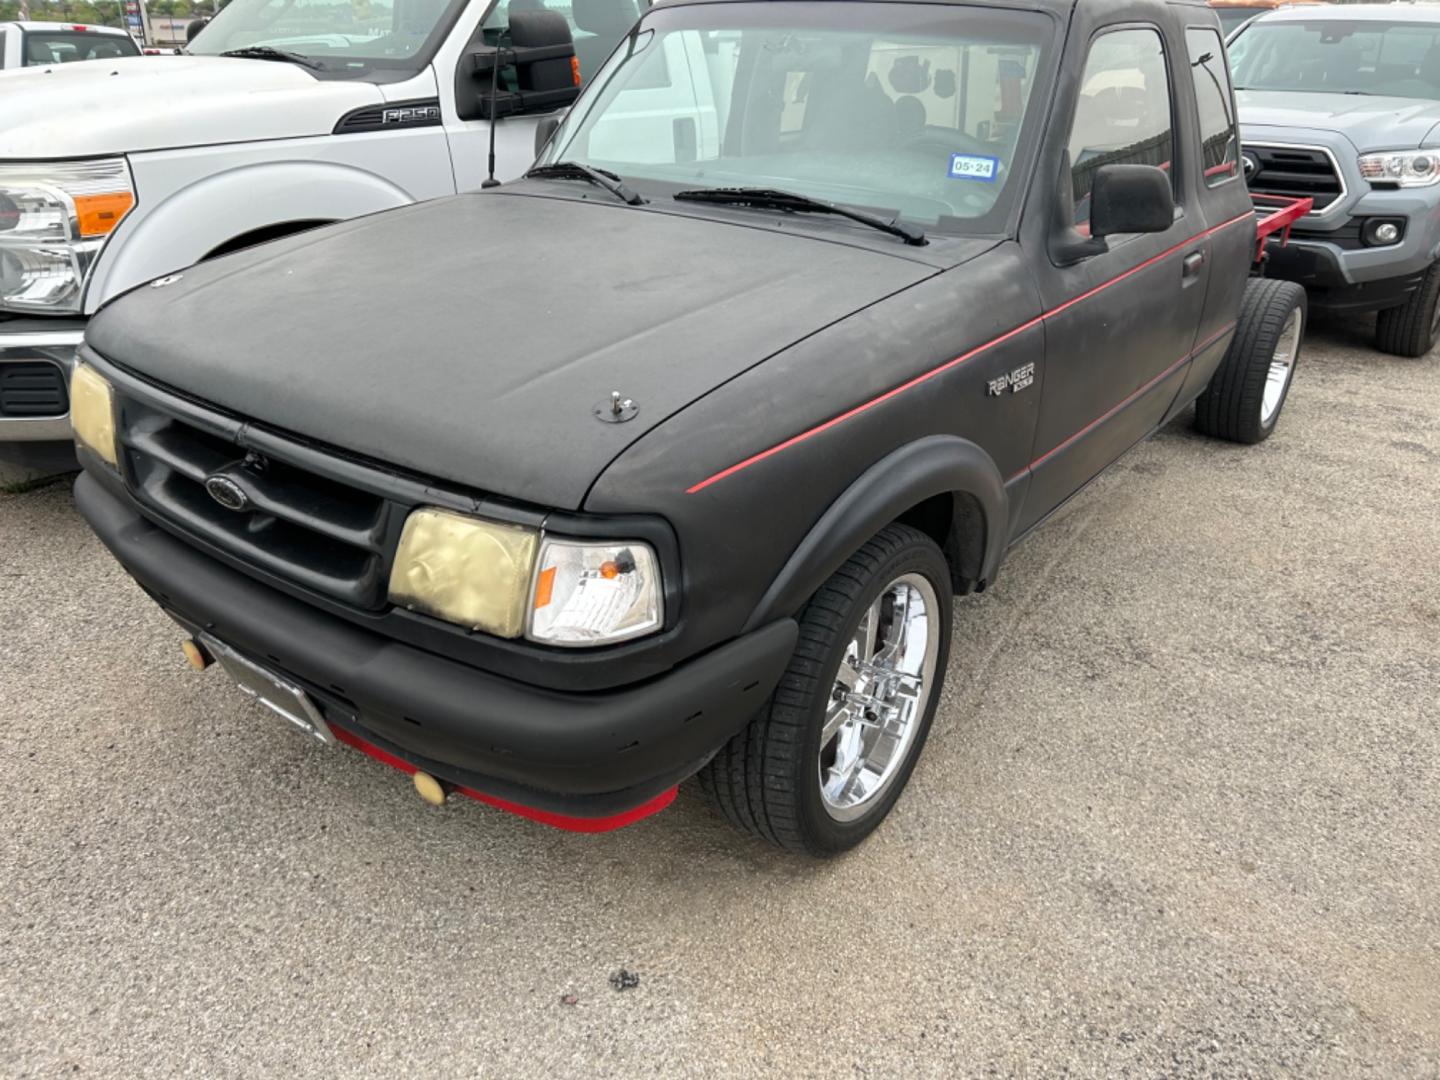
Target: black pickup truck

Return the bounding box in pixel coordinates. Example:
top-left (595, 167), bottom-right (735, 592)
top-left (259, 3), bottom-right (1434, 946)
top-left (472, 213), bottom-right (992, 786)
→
top-left (72, 0), bottom-right (1309, 855)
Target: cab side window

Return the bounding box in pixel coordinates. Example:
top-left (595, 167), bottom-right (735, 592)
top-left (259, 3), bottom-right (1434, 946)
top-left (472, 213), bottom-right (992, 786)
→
top-left (1186, 28), bottom-right (1238, 185)
top-left (1066, 28), bottom-right (1174, 227)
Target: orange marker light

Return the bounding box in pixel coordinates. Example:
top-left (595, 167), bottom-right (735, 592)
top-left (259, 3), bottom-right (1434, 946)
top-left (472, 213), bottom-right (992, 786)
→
top-left (74, 192), bottom-right (135, 238)
top-left (599, 561), bottom-right (620, 580)
top-left (533, 566), bottom-right (556, 609)
top-left (571, 56), bottom-right (581, 85)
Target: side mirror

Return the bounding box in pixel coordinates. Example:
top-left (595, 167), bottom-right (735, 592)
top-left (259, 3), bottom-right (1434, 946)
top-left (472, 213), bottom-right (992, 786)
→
top-left (460, 10), bottom-right (582, 123)
top-left (535, 114), bottom-right (561, 157)
top-left (1089, 164), bottom-right (1173, 238)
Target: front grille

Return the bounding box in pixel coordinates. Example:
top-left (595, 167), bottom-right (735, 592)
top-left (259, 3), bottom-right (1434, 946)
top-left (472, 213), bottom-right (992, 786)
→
top-left (0, 361), bottom-right (68, 418)
top-left (116, 395), bottom-right (407, 609)
top-left (1244, 145), bottom-right (1344, 211)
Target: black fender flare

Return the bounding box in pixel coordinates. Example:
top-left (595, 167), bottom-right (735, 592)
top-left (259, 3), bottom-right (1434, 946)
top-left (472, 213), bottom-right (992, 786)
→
top-left (741, 435), bottom-right (1008, 632)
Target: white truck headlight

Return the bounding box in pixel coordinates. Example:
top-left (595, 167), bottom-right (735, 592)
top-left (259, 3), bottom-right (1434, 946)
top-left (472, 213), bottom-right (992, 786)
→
top-left (1358, 151), bottom-right (1440, 188)
top-left (527, 539), bottom-right (663, 647)
top-left (0, 159), bottom-right (135, 314)
top-left (70, 362), bottom-right (119, 467)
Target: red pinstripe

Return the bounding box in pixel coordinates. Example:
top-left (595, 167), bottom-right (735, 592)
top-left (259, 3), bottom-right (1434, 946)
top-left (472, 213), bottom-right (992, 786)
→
top-left (685, 211), bottom-right (1254, 494)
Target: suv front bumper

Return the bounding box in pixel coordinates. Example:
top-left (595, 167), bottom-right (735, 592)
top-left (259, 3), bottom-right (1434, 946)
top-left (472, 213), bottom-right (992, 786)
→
top-left (76, 470), bottom-right (798, 827)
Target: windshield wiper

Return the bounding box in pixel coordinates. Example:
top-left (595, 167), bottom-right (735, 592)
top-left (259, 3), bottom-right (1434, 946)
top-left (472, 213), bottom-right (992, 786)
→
top-left (672, 187), bottom-right (926, 246)
top-left (525, 162), bottom-right (645, 206)
top-left (220, 46), bottom-right (324, 71)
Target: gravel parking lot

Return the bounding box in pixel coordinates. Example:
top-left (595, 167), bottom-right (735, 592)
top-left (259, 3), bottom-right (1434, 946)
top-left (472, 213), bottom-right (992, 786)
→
top-left (2, 313), bottom-right (1437, 1077)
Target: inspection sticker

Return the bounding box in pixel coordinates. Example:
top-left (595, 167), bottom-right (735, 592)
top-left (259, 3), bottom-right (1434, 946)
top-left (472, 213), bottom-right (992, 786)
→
top-left (948, 153), bottom-right (999, 182)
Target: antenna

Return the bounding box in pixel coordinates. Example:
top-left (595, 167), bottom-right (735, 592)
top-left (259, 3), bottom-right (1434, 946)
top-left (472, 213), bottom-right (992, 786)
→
top-left (481, 28), bottom-right (508, 190)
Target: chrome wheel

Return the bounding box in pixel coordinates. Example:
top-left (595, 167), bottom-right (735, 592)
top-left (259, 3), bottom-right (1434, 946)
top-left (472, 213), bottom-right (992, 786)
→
top-left (818, 572), bottom-right (940, 822)
top-left (1261, 307), bottom-right (1302, 426)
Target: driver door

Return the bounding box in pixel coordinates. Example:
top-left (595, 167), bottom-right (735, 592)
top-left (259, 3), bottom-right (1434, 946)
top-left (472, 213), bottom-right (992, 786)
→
top-left (1015, 21), bottom-right (1209, 534)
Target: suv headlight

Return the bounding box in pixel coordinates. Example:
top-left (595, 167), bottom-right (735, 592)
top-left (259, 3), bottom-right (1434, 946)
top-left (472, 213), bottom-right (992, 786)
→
top-left (388, 508), bottom-right (664, 646)
top-left (0, 159), bottom-right (136, 314)
top-left (1358, 151), bottom-right (1440, 188)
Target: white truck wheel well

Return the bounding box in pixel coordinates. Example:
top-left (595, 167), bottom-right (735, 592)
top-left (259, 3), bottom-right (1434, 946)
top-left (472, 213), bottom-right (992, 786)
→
top-left (87, 159), bottom-right (417, 310)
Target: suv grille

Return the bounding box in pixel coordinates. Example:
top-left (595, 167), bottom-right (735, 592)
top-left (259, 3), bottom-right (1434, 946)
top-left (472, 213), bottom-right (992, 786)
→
top-left (1243, 145), bottom-right (1344, 211)
top-left (0, 362), bottom-right (68, 418)
top-left (116, 395), bottom-right (407, 609)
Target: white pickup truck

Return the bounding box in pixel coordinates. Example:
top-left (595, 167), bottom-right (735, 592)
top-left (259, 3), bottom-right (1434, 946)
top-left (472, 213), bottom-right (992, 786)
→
top-left (0, 21), bottom-right (140, 69)
top-left (0, 0), bottom-right (637, 469)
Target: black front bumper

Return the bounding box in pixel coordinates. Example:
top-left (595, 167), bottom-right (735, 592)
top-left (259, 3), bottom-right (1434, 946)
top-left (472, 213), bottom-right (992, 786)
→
top-left (1264, 242), bottom-right (1426, 313)
top-left (76, 471), bottom-right (797, 821)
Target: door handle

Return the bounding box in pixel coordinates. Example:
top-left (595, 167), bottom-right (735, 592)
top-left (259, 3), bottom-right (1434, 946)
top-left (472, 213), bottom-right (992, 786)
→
top-left (1182, 251), bottom-right (1206, 278)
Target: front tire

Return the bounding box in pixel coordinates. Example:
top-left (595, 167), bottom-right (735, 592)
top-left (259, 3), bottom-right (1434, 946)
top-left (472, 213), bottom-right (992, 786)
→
top-left (698, 523), bottom-right (952, 856)
top-left (1195, 277), bottom-right (1306, 444)
top-left (1375, 260), bottom-right (1440, 358)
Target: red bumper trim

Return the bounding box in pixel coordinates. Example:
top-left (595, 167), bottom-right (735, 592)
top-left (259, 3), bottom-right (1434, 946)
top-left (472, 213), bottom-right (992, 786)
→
top-left (330, 725), bottom-right (677, 833)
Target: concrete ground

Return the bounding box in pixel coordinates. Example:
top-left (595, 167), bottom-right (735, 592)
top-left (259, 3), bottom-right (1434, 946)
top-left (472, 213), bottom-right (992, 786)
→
top-left (1, 314), bottom-right (1437, 1077)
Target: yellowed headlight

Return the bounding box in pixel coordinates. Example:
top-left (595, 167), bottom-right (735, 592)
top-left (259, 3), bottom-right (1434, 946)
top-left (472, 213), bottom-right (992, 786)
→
top-left (69, 362), bottom-right (118, 467)
top-left (388, 508), bottom-right (539, 637)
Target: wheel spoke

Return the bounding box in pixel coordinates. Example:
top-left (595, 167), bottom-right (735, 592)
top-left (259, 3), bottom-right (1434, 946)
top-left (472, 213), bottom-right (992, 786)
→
top-left (821, 699), bottom-right (852, 743)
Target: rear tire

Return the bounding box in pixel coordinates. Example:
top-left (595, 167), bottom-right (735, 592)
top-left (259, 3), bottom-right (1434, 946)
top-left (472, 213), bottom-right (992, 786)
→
top-left (1374, 260), bottom-right (1440, 358)
top-left (1195, 277), bottom-right (1306, 444)
top-left (698, 524), bottom-right (952, 856)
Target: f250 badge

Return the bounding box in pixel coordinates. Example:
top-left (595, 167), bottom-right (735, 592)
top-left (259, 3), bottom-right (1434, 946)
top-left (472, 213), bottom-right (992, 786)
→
top-left (383, 105), bottom-right (441, 125)
top-left (987, 362), bottom-right (1035, 396)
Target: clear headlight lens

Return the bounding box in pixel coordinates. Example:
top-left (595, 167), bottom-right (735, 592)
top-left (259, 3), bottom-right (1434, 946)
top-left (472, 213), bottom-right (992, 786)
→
top-left (389, 508), bottom-right (540, 637)
top-left (0, 159), bottom-right (136, 314)
top-left (69, 362), bottom-right (118, 467)
top-left (528, 539), bottom-right (663, 647)
top-left (1358, 151), bottom-right (1440, 187)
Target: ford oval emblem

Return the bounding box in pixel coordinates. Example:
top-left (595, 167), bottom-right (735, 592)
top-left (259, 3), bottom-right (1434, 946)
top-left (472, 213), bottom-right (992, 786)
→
top-left (204, 475), bottom-right (250, 512)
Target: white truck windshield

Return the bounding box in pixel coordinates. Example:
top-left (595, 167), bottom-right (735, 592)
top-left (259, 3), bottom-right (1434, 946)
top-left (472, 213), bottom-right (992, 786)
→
top-left (189, 0), bottom-right (458, 68)
top-left (539, 1), bottom-right (1053, 233)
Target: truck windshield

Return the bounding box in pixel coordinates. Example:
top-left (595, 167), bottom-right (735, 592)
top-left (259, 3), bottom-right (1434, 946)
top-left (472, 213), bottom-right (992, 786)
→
top-left (23, 30), bottom-right (140, 65)
top-left (538, 2), bottom-right (1055, 235)
top-left (188, 0), bottom-right (461, 70)
top-left (1230, 19), bottom-right (1440, 99)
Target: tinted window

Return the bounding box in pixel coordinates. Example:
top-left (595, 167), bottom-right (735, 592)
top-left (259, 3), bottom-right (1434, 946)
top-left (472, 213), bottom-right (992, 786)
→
top-left (1066, 28), bottom-right (1174, 227)
top-left (23, 30), bottom-right (140, 65)
top-left (1187, 27), bottom-right (1238, 185)
top-left (1230, 19), bottom-right (1440, 99)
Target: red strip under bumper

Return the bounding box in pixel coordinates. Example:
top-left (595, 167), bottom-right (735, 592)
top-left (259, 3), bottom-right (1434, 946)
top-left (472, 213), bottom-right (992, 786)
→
top-left (330, 725), bottom-right (678, 833)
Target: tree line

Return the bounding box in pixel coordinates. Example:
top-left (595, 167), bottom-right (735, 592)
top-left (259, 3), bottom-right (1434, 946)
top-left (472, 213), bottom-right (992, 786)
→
top-left (0, 0), bottom-right (218, 25)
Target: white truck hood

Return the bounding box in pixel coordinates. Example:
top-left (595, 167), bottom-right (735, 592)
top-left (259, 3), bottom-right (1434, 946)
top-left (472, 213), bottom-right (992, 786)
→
top-left (0, 56), bottom-right (382, 158)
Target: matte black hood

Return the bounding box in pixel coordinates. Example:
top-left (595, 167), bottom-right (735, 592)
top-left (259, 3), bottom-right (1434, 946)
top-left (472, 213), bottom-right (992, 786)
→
top-left (87, 192), bottom-right (946, 509)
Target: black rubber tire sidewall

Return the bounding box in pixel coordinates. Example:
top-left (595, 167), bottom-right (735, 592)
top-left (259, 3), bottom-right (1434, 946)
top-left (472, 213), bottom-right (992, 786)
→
top-left (1375, 259), bottom-right (1440, 359)
top-left (1195, 277), bottom-right (1306, 445)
